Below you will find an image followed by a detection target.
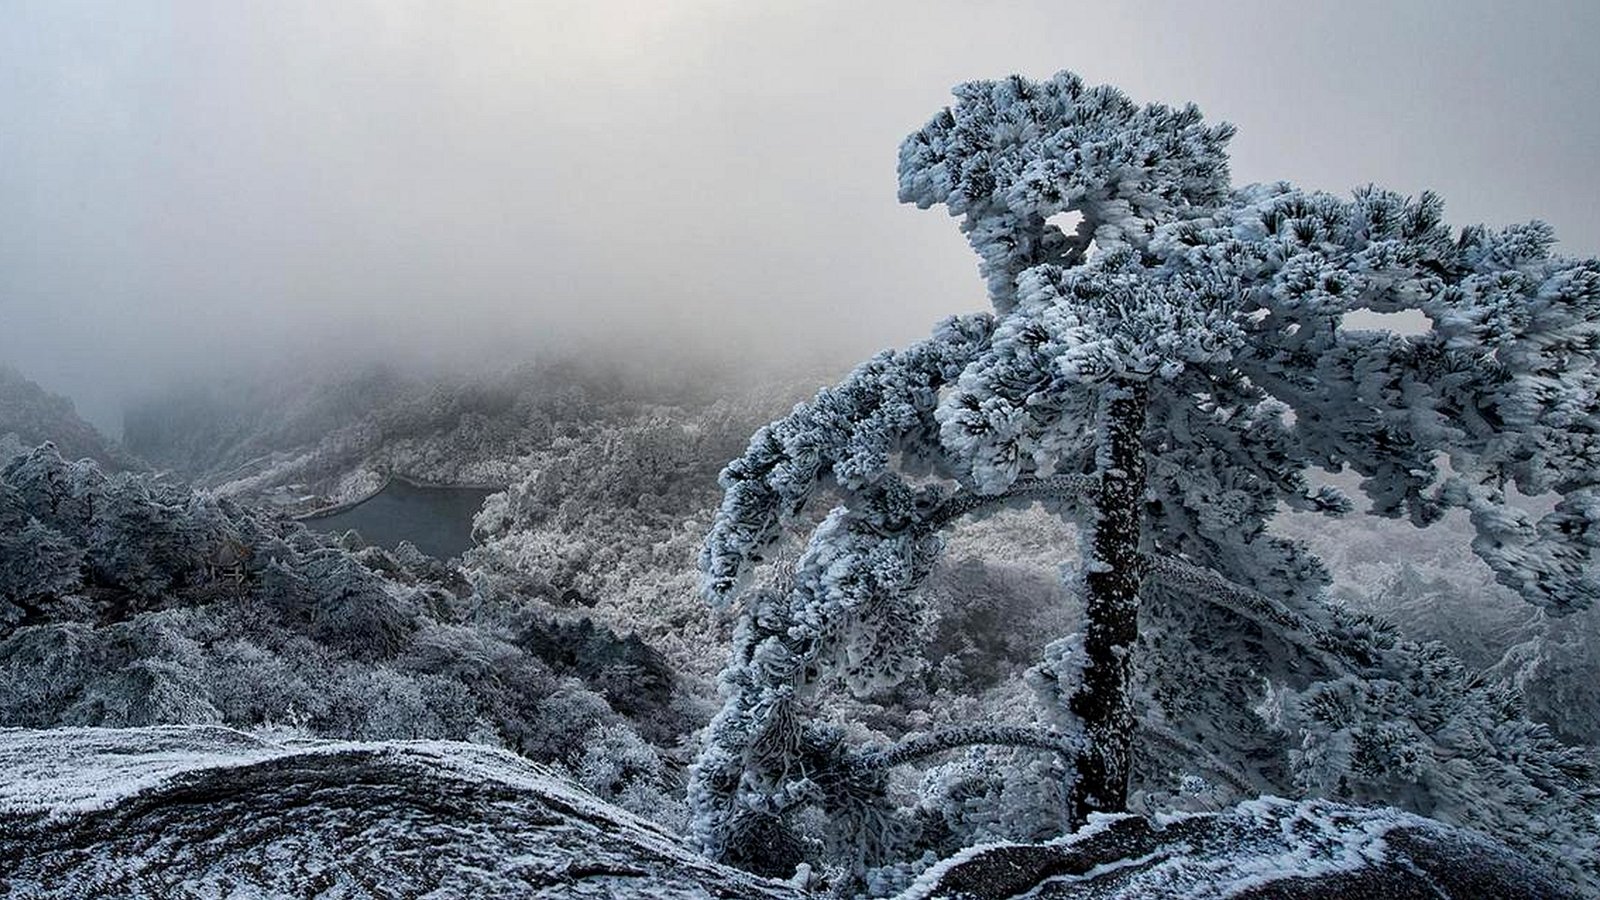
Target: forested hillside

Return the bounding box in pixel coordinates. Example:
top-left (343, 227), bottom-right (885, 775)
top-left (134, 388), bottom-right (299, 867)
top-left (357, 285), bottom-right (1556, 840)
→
top-left (0, 443), bottom-right (688, 818)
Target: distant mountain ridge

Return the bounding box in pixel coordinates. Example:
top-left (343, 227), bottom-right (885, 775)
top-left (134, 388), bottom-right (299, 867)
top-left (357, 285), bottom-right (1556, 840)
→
top-left (119, 359), bottom-right (808, 516)
top-left (0, 367), bottom-right (138, 472)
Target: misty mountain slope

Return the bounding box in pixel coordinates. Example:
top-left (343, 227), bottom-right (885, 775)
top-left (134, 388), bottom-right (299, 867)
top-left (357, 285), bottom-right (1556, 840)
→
top-left (122, 360), bottom-right (804, 516)
top-left (0, 367), bottom-right (138, 472)
top-left (121, 364), bottom-right (415, 479)
top-left (0, 725), bottom-right (803, 899)
top-left (897, 797), bottom-right (1576, 900)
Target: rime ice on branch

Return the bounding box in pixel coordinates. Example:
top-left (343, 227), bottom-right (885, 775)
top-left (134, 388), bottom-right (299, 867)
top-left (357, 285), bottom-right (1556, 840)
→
top-left (690, 70), bottom-right (1600, 886)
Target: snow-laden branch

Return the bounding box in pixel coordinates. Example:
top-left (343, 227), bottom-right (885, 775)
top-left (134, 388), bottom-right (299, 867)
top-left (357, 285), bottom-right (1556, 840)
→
top-left (859, 724), bottom-right (1085, 771)
top-left (1144, 555), bottom-right (1347, 674)
top-left (1145, 556), bottom-right (1305, 631)
top-left (926, 473), bottom-right (1100, 531)
top-left (1136, 726), bottom-right (1256, 798)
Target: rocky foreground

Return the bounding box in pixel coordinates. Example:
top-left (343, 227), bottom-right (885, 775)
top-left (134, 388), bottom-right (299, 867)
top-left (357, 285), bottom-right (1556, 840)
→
top-left (0, 726), bottom-right (799, 899)
top-left (901, 797), bottom-right (1575, 900)
top-left (0, 726), bottom-right (1573, 899)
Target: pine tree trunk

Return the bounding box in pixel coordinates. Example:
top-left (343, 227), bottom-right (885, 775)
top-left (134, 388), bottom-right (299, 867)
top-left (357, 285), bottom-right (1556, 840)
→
top-left (1069, 379), bottom-right (1148, 825)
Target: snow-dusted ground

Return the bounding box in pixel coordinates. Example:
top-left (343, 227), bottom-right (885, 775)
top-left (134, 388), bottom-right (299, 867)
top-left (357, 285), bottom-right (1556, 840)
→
top-left (0, 726), bottom-right (802, 899)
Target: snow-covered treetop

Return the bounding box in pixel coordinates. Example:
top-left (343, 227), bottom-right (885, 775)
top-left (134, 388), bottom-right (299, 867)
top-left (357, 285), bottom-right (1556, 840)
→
top-left (898, 71), bottom-right (1236, 313)
top-left (709, 70), bottom-right (1599, 619)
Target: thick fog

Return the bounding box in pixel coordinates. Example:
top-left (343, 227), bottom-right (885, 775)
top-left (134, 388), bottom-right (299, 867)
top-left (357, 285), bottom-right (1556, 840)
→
top-left (2, 0), bottom-right (1597, 430)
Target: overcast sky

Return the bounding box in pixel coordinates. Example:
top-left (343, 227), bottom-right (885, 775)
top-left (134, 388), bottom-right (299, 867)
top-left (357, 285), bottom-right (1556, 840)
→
top-left (2, 1), bottom-right (1597, 429)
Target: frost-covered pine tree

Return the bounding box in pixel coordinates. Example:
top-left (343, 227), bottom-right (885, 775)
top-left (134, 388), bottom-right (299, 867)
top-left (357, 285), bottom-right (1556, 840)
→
top-left (689, 72), bottom-right (1600, 885)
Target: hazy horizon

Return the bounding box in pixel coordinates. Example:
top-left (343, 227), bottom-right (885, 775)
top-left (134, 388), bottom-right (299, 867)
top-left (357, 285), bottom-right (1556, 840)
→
top-left (4, 1), bottom-right (1598, 432)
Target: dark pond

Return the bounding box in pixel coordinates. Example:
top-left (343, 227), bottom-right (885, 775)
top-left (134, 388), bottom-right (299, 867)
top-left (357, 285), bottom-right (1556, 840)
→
top-left (306, 479), bottom-right (499, 560)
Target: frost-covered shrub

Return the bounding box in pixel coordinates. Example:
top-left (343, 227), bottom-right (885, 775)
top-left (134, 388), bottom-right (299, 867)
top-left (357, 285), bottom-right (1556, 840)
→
top-left (519, 679), bottom-right (616, 762)
top-left (0, 512), bottom-right (84, 625)
top-left (206, 636), bottom-right (331, 727)
top-left (0, 622), bottom-right (105, 727)
top-left (0, 611), bottom-right (220, 728)
top-left (1, 443), bottom-right (105, 535)
top-left (318, 668), bottom-right (476, 741)
top-left (86, 478), bottom-right (194, 599)
top-left (913, 747), bottom-right (1073, 854)
top-left (514, 612), bottom-right (680, 739)
top-left (577, 720), bottom-right (686, 824)
top-left (1499, 606), bottom-right (1600, 745)
top-left (67, 656), bottom-right (223, 727)
top-left (254, 549), bottom-right (418, 662)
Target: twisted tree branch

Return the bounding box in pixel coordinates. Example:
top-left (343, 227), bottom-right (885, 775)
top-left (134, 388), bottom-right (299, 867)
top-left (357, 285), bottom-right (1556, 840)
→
top-left (860, 724), bottom-right (1085, 771)
top-left (927, 473), bottom-right (1101, 530)
top-left (1145, 556), bottom-right (1306, 631)
top-left (1144, 554), bottom-right (1348, 674)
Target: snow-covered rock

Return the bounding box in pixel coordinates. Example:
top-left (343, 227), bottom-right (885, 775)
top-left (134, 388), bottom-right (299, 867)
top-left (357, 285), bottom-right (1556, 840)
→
top-left (0, 725), bottom-right (803, 899)
top-left (896, 796), bottom-right (1574, 900)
